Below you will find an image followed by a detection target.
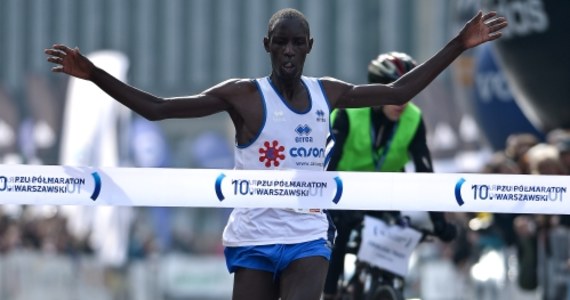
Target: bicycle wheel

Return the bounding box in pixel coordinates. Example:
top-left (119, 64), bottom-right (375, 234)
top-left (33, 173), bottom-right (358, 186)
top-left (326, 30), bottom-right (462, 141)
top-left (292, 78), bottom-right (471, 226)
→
top-left (345, 276), bottom-right (364, 300)
top-left (370, 285), bottom-right (403, 300)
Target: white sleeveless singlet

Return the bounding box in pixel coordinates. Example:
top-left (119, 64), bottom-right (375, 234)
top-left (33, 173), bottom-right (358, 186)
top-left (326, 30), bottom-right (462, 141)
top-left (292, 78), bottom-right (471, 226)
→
top-left (222, 76), bottom-right (334, 247)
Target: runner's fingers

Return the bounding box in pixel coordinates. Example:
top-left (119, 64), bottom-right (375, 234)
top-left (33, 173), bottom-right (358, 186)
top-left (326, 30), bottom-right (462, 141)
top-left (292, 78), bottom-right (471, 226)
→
top-left (481, 11), bottom-right (497, 22)
top-left (51, 66), bottom-right (64, 73)
top-left (46, 56), bottom-right (64, 64)
top-left (44, 48), bottom-right (67, 58)
top-left (53, 44), bottom-right (70, 53)
top-left (485, 17), bottom-right (507, 31)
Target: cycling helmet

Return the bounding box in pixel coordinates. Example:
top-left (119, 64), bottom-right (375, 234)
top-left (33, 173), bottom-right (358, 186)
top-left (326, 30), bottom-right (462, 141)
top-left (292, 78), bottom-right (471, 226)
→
top-left (367, 51), bottom-right (417, 84)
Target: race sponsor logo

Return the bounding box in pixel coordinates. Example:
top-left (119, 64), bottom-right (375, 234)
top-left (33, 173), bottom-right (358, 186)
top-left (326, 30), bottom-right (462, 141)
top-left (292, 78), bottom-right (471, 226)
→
top-left (316, 109), bottom-right (326, 123)
top-left (454, 177), bottom-right (566, 206)
top-left (295, 124), bottom-right (312, 135)
top-left (0, 172), bottom-right (102, 201)
top-left (273, 110), bottom-right (286, 122)
top-left (289, 147), bottom-right (325, 158)
top-left (295, 124), bottom-right (314, 143)
top-left (258, 140), bottom-right (286, 167)
top-left (214, 172), bottom-right (344, 205)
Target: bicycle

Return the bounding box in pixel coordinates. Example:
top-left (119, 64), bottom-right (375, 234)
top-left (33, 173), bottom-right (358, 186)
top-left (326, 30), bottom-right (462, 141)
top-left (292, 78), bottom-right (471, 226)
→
top-left (335, 214), bottom-right (435, 300)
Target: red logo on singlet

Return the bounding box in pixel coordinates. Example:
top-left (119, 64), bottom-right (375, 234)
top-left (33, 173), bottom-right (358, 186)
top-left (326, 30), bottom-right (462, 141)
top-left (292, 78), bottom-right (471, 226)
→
top-left (259, 140), bottom-right (286, 167)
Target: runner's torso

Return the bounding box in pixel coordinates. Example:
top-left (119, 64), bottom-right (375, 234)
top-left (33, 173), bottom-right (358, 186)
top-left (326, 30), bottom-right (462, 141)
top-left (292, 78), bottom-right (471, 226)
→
top-left (223, 76), bottom-right (335, 246)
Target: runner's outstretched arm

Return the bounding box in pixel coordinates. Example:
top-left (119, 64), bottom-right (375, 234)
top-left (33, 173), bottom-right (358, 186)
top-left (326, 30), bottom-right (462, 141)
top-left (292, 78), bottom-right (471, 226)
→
top-left (44, 44), bottom-right (231, 120)
top-left (328, 11), bottom-right (508, 109)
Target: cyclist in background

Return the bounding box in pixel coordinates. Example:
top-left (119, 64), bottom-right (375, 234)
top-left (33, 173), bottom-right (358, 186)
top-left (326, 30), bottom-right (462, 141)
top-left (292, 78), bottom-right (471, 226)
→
top-left (323, 52), bottom-right (457, 300)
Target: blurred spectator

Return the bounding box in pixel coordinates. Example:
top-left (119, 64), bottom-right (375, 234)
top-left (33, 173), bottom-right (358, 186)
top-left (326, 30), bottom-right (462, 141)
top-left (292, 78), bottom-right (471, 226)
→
top-left (545, 128), bottom-right (570, 145)
top-left (512, 142), bottom-right (568, 299)
top-left (553, 138), bottom-right (570, 175)
top-left (505, 133), bottom-right (540, 174)
top-left (525, 143), bottom-right (567, 175)
top-left (481, 151), bottom-right (522, 174)
top-left (478, 152), bottom-right (523, 253)
top-left (0, 207), bottom-right (92, 255)
top-left (0, 217), bottom-right (22, 253)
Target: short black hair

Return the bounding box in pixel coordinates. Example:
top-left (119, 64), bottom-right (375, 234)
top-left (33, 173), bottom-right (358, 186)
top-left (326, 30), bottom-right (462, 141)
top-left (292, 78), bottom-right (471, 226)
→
top-left (267, 8), bottom-right (310, 38)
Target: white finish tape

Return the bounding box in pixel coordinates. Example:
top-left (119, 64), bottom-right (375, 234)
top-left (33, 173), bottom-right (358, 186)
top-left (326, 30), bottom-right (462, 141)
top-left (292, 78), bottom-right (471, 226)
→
top-left (0, 164), bottom-right (568, 214)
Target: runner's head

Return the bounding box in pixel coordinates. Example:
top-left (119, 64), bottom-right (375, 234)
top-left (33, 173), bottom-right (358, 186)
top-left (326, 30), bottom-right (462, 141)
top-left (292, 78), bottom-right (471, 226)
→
top-left (264, 8), bottom-right (313, 82)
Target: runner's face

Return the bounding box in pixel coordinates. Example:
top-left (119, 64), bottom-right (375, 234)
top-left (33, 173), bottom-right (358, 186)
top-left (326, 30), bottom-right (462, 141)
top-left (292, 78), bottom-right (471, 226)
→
top-left (264, 18), bottom-right (312, 81)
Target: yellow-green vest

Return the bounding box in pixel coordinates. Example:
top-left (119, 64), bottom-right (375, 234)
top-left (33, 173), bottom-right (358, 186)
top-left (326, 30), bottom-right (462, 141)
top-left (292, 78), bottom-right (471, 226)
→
top-left (332, 103), bottom-right (421, 172)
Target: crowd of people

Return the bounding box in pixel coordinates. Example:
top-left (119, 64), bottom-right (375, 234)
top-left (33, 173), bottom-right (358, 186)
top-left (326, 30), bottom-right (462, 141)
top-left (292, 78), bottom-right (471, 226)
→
top-left (430, 128), bottom-right (570, 300)
top-left (0, 206), bottom-right (86, 255)
top-left (475, 129), bottom-right (570, 299)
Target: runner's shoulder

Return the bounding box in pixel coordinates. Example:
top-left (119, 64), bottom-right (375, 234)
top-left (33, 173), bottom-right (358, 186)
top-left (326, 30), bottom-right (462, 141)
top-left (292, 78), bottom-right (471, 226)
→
top-left (206, 78), bottom-right (259, 99)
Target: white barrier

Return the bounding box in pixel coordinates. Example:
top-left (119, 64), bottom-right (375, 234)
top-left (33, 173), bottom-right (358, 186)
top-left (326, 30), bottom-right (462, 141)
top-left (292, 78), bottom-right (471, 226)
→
top-left (0, 164), bottom-right (568, 214)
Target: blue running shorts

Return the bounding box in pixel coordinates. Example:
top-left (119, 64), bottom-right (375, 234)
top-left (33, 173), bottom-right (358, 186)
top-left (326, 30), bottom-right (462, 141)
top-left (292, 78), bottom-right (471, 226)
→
top-left (224, 238), bottom-right (332, 277)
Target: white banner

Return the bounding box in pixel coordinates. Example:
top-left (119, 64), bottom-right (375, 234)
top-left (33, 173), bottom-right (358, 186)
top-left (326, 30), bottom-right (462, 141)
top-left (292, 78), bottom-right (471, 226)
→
top-left (357, 216), bottom-right (422, 277)
top-left (0, 164), bottom-right (568, 214)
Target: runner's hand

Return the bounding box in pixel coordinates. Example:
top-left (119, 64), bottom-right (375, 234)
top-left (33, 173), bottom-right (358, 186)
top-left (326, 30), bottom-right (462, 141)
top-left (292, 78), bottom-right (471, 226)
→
top-left (45, 44), bottom-right (94, 80)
